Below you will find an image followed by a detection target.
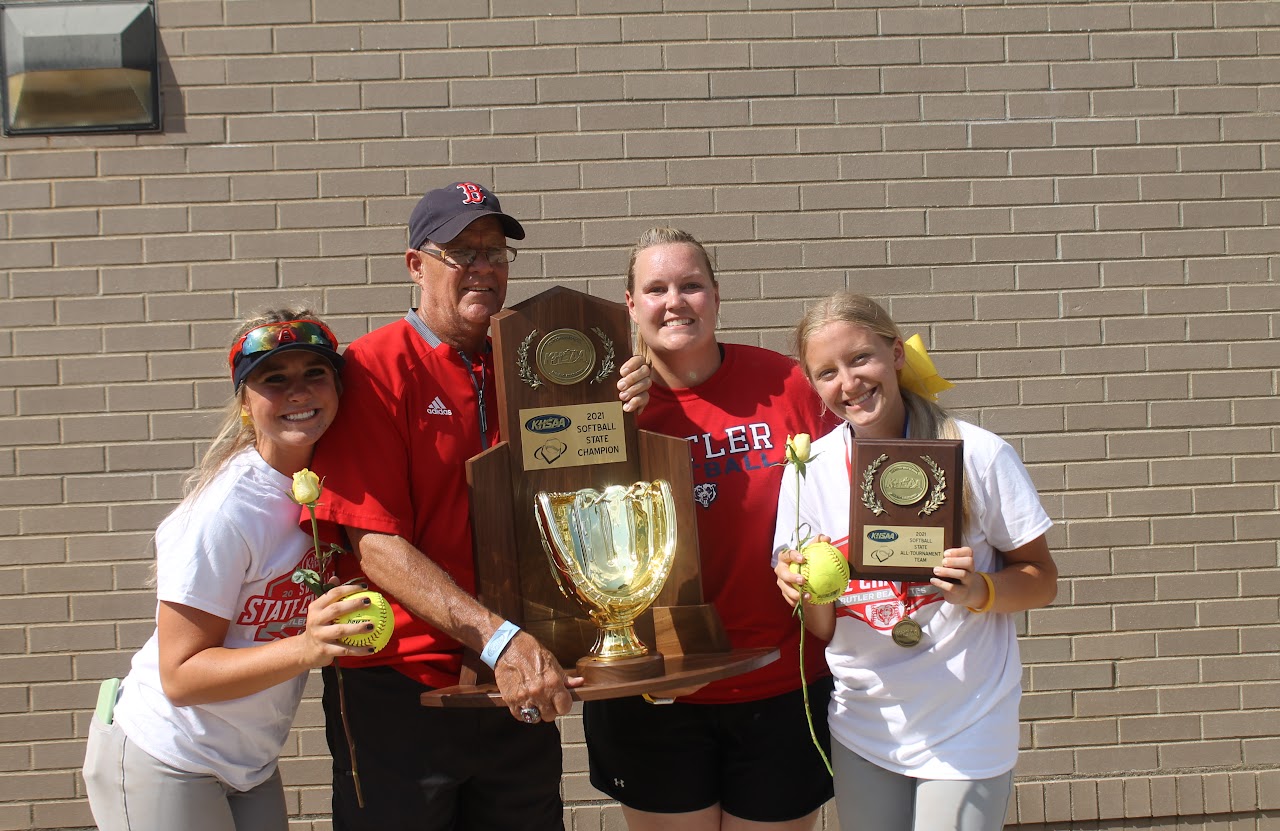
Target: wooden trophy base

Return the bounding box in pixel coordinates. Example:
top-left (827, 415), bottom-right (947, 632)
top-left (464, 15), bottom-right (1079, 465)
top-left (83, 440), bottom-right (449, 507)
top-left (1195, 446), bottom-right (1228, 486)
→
top-left (576, 652), bottom-right (665, 685)
top-left (420, 601), bottom-right (779, 707)
top-left (420, 647), bottom-right (777, 708)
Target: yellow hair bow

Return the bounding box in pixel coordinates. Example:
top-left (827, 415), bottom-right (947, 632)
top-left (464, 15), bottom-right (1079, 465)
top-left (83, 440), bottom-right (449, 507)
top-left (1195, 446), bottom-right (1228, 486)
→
top-left (898, 334), bottom-right (953, 402)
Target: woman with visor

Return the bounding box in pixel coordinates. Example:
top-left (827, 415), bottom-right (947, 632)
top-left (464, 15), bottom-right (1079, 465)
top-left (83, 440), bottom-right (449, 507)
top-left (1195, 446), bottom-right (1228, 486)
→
top-left (83, 310), bottom-right (375, 831)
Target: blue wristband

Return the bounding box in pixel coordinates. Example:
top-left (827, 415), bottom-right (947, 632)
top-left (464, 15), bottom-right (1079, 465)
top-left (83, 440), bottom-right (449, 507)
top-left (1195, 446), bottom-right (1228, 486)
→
top-left (481, 620), bottom-right (521, 669)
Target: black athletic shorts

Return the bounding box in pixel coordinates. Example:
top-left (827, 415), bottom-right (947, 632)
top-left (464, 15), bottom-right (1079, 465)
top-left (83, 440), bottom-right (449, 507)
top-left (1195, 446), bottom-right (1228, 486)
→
top-left (583, 677), bottom-right (835, 821)
top-left (321, 665), bottom-right (564, 831)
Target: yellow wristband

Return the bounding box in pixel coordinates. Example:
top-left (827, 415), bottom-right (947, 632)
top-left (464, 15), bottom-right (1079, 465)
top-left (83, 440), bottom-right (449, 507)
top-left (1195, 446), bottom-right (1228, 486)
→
top-left (966, 571), bottom-right (995, 614)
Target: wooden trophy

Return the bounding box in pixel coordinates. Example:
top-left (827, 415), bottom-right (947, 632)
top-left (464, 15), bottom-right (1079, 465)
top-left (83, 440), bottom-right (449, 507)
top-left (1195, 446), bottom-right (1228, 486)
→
top-left (421, 287), bottom-right (776, 707)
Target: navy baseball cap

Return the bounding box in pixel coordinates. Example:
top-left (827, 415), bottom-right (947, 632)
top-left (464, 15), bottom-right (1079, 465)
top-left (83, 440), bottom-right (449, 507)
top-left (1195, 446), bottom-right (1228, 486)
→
top-left (408, 182), bottom-right (526, 249)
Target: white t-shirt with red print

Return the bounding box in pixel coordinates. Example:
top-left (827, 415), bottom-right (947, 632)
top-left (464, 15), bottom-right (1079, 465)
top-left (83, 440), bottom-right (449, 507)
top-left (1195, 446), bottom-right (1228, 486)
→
top-left (772, 420), bottom-right (1052, 780)
top-left (113, 448), bottom-right (327, 791)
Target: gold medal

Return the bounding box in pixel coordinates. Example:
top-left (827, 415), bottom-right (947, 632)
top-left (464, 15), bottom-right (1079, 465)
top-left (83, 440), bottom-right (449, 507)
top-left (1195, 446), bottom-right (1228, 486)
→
top-left (535, 328), bottom-right (596, 385)
top-left (880, 461), bottom-right (929, 506)
top-left (891, 617), bottom-right (922, 647)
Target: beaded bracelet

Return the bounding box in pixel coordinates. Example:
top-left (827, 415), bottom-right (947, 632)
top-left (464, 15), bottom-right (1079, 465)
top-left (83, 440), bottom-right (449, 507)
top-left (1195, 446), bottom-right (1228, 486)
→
top-left (967, 571), bottom-right (996, 614)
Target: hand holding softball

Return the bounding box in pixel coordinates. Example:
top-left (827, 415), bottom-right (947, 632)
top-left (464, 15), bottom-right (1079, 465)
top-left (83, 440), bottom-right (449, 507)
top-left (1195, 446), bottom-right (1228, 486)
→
top-left (775, 549), bottom-right (806, 607)
top-left (301, 584), bottom-right (392, 666)
top-left (333, 589), bottom-right (394, 653)
top-left (790, 540), bottom-right (850, 605)
top-left (776, 535), bottom-right (849, 606)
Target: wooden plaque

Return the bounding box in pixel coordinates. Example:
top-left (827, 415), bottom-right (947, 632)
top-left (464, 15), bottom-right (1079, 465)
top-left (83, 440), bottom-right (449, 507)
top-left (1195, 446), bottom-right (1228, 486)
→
top-left (849, 438), bottom-right (963, 583)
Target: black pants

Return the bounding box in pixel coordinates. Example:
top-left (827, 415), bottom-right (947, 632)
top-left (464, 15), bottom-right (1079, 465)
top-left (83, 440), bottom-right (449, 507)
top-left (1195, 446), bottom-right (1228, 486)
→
top-left (322, 665), bottom-right (564, 831)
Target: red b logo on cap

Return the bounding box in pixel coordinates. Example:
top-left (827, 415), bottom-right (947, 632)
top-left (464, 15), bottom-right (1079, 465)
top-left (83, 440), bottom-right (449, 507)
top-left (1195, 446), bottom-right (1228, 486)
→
top-left (457, 182), bottom-right (485, 204)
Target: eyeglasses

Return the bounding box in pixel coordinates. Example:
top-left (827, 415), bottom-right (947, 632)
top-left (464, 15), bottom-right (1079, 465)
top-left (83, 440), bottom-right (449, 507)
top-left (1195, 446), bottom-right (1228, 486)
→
top-left (228, 320), bottom-right (340, 370)
top-left (419, 246), bottom-right (518, 267)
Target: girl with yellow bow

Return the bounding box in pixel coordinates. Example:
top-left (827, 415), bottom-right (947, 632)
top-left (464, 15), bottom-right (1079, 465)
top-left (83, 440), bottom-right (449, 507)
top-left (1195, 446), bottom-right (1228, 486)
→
top-left (773, 292), bottom-right (1058, 831)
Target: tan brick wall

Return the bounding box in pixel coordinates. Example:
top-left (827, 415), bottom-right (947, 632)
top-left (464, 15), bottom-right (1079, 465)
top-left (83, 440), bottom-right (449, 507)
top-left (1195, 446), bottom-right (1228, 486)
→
top-left (2, 2), bottom-right (1278, 829)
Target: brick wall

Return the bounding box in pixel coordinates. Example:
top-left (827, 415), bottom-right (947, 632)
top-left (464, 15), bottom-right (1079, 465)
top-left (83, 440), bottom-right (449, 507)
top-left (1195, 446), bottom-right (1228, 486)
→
top-left (2, 1), bottom-right (1278, 829)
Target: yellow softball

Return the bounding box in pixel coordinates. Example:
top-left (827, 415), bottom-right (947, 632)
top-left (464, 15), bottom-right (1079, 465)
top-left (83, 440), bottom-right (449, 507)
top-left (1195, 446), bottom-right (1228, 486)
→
top-left (789, 541), bottom-right (850, 605)
top-left (334, 590), bottom-right (394, 653)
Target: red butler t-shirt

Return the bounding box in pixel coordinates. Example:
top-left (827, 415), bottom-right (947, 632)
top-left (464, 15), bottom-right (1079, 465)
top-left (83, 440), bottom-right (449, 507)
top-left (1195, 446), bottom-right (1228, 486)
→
top-left (307, 313), bottom-right (498, 689)
top-left (640, 343), bottom-right (837, 704)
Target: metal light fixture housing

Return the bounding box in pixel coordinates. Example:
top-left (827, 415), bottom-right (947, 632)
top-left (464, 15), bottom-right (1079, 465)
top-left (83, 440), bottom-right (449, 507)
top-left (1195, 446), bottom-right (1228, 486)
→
top-left (1, 0), bottom-right (160, 136)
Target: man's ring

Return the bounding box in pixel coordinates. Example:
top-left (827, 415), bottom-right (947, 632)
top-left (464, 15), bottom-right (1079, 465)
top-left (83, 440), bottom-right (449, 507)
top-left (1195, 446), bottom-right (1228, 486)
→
top-left (520, 706), bottom-right (541, 724)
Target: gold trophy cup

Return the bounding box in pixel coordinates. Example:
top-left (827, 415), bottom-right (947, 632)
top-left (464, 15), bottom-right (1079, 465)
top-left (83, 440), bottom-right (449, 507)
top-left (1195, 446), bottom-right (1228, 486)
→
top-left (535, 480), bottom-right (677, 682)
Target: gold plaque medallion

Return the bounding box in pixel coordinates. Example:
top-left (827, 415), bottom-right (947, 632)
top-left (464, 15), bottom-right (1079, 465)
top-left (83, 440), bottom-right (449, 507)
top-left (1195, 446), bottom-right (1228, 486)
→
top-left (880, 461), bottom-right (929, 506)
top-left (536, 328), bottom-right (596, 385)
top-left (891, 617), bottom-right (923, 648)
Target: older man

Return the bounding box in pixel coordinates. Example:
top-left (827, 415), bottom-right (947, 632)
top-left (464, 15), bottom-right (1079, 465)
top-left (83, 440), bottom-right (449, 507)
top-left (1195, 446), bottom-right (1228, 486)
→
top-left (308, 182), bottom-right (648, 830)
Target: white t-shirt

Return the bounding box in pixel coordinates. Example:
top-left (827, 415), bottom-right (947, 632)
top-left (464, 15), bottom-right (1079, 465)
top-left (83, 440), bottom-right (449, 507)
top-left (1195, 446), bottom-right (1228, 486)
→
top-left (113, 448), bottom-right (325, 791)
top-left (773, 420), bottom-right (1052, 779)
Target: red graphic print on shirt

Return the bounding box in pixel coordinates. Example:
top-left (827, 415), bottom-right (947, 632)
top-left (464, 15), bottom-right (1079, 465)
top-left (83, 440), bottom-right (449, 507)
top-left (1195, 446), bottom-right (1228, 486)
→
top-left (236, 547), bottom-right (333, 641)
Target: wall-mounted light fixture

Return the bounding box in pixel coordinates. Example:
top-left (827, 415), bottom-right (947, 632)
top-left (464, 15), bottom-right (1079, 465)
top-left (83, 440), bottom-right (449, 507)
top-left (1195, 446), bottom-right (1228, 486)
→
top-left (1, 0), bottom-right (159, 136)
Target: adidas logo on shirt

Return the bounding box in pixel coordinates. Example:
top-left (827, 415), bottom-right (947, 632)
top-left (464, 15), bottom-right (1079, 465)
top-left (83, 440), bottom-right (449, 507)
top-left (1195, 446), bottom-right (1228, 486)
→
top-left (426, 397), bottom-right (453, 416)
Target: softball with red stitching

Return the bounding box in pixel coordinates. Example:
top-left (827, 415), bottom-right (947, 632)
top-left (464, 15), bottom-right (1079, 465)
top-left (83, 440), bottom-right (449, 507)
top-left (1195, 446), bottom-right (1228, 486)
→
top-left (335, 591), bottom-right (394, 652)
top-left (790, 541), bottom-right (850, 605)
